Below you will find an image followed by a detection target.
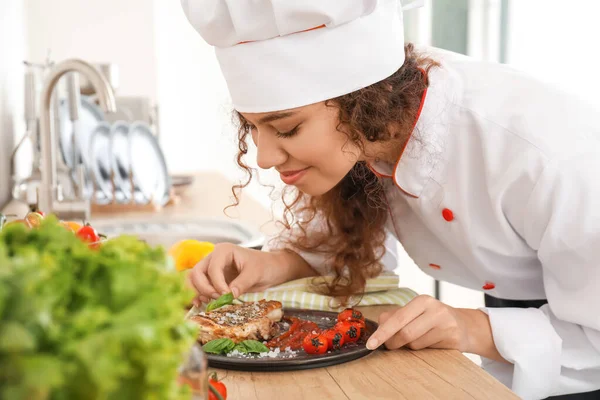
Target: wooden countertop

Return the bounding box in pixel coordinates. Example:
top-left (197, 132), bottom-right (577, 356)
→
top-left (218, 305), bottom-right (518, 400)
top-left (2, 172), bottom-right (518, 398)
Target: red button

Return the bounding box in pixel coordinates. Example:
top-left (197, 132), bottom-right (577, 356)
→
top-left (442, 208), bottom-right (454, 222)
top-left (429, 263), bottom-right (441, 270)
top-left (482, 282), bottom-right (495, 290)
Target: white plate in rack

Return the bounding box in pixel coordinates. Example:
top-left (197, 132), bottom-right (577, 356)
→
top-left (88, 122), bottom-right (114, 203)
top-left (128, 122), bottom-right (171, 207)
top-left (110, 121), bottom-right (132, 203)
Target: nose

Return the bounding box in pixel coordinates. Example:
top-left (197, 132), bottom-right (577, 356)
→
top-left (255, 129), bottom-right (287, 170)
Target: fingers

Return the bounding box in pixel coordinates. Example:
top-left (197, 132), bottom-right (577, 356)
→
top-left (383, 310), bottom-right (437, 350)
top-left (378, 310), bottom-right (394, 325)
top-left (207, 247), bottom-right (234, 295)
top-left (187, 244), bottom-right (264, 301)
top-left (366, 295), bottom-right (433, 350)
top-left (191, 294), bottom-right (211, 308)
top-left (188, 254), bottom-right (218, 298)
top-left (406, 328), bottom-right (446, 351)
top-left (367, 304), bottom-right (425, 350)
top-left (229, 268), bottom-right (259, 298)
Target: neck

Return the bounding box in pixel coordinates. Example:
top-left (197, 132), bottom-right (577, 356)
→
top-left (363, 122), bottom-right (413, 166)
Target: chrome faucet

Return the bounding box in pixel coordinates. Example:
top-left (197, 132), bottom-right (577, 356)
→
top-left (38, 59), bottom-right (117, 220)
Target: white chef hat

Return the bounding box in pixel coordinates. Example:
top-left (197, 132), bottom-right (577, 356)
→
top-left (180, 0), bottom-right (424, 113)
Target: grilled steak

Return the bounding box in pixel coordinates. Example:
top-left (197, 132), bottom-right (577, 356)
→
top-left (190, 300), bottom-right (283, 344)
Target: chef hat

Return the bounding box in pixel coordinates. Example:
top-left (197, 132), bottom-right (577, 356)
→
top-left (181, 0), bottom-right (424, 113)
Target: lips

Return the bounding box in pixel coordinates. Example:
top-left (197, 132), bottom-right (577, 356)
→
top-left (279, 167), bottom-right (310, 185)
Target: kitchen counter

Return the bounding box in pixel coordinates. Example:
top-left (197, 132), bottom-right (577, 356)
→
top-left (219, 305), bottom-right (518, 400)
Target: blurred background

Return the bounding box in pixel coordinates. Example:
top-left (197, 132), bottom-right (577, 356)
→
top-left (1, 0), bottom-right (599, 320)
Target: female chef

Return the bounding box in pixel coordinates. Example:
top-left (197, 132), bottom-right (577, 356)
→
top-left (181, 1), bottom-right (600, 398)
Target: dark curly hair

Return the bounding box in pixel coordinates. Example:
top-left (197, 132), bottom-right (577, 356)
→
top-left (229, 44), bottom-right (439, 300)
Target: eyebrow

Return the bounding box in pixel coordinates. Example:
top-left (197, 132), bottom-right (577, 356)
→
top-left (258, 111), bottom-right (296, 124)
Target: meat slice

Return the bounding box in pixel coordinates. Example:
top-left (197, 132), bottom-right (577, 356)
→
top-left (190, 300), bottom-right (283, 344)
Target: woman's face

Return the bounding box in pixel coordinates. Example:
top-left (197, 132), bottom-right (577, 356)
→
top-left (241, 102), bottom-right (364, 196)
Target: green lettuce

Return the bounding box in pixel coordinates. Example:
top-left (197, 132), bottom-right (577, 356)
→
top-left (0, 217), bottom-right (198, 399)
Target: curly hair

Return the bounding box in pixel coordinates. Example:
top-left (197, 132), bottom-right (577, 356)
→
top-left (229, 44), bottom-right (439, 301)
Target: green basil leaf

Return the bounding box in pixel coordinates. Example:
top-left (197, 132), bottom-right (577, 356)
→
top-left (205, 292), bottom-right (234, 312)
top-left (202, 338), bottom-right (235, 354)
top-left (239, 340), bottom-right (269, 354)
top-left (232, 344), bottom-right (249, 354)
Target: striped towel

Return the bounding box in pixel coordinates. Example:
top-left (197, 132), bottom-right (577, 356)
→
top-left (238, 272), bottom-right (418, 312)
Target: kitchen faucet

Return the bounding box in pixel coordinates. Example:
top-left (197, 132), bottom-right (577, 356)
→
top-left (37, 59), bottom-right (117, 220)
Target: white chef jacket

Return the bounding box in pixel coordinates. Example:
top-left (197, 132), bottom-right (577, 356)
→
top-left (263, 46), bottom-right (600, 399)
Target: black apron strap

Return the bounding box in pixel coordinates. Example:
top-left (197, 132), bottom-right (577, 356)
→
top-left (484, 295), bottom-right (600, 400)
top-left (484, 294), bottom-right (548, 309)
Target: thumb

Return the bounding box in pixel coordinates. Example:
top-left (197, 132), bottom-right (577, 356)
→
top-left (229, 269), bottom-right (258, 298)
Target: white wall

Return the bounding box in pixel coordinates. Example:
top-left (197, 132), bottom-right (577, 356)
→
top-left (24, 0), bottom-right (158, 102)
top-left (151, 0), bottom-right (232, 174)
top-left (506, 0), bottom-right (600, 106)
top-left (152, 0), bottom-right (283, 218)
top-left (0, 0), bottom-right (25, 208)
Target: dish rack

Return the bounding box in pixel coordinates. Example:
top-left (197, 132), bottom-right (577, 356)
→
top-left (90, 173), bottom-right (181, 214)
top-left (11, 56), bottom-right (179, 216)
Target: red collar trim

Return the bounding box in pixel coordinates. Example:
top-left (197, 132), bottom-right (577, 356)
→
top-left (367, 68), bottom-right (429, 199)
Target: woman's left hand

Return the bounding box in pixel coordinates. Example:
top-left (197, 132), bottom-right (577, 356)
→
top-left (366, 295), bottom-right (507, 362)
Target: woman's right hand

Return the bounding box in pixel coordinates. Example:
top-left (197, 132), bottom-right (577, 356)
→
top-left (187, 243), bottom-right (311, 306)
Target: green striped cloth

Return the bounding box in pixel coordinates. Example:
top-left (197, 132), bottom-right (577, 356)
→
top-left (238, 272), bottom-right (418, 312)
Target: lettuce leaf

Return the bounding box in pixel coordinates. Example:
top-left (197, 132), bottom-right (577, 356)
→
top-left (0, 217), bottom-right (198, 400)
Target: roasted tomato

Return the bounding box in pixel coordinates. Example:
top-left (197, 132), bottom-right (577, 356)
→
top-left (335, 321), bottom-right (360, 344)
top-left (348, 319), bottom-right (366, 339)
top-left (337, 308), bottom-right (364, 323)
top-left (322, 329), bottom-right (345, 351)
top-left (302, 333), bottom-right (328, 354)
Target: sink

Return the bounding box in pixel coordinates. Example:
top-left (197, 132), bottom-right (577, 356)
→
top-left (90, 217), bottom-right (265, 250)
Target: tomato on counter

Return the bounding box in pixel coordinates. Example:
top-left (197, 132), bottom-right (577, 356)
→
top-left (208, 374), bottom-right (228, 400)
top-left (76, 225), bottom-right (102, 249)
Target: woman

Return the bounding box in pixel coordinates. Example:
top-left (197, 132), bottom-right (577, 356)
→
top-left (181, 1), bottom-right (600, 399)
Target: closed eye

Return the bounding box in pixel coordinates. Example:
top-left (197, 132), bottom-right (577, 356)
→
top-left (276, 125), bottom-right (300, 138)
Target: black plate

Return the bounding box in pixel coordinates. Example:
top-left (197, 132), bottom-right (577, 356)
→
top-left (206, 308), bottom-right (377, 372)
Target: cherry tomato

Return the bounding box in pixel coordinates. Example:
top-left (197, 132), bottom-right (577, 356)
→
top-left (302, 333), bottom-right (328, 354)
top-left (208, 375), bottom-right (227, 400)
top-left (76, 225), bottom-right (101, 248)
top-left (337, 308), bottom-right (364, 323)
top-left (348, 320), bottom-right (366, 339)
top-left (322, 329), bottom-right (345, 351)
top-left (335, 321), bottom-right (360, 344)
top-left (181, 373), bottom-right (227, 400)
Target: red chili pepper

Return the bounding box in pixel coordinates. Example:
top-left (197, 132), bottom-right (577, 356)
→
top-left (277, 330), bottom-right (308, 351)
top-left (266, 318), bottom-right (301, 348)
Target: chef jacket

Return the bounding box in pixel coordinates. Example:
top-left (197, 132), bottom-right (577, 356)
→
top-left (263, 46), bottom-right (600, 399)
